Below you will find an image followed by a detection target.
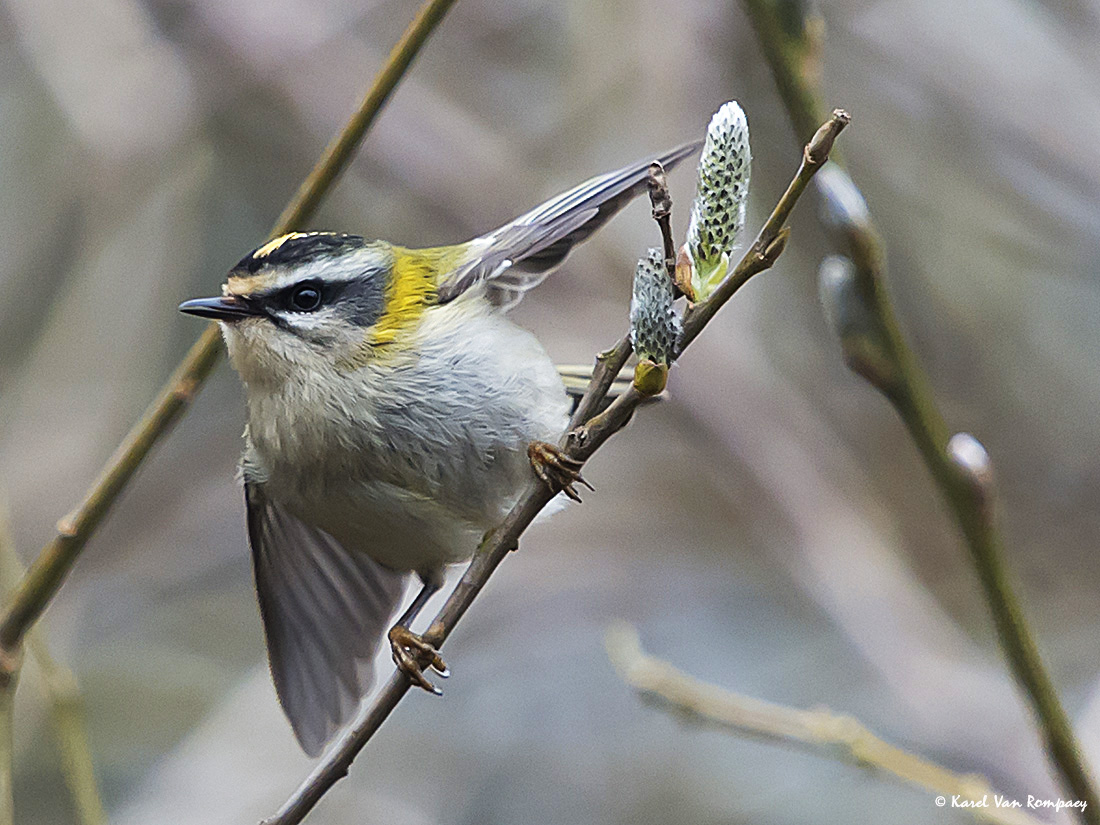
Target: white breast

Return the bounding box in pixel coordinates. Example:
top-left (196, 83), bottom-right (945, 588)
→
top-left (240, 297), bottom-right (569, 573)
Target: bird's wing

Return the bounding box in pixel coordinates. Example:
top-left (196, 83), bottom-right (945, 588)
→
top-left (436, 141), bottom-right (702, 309)
top-left (245, 482), bottom-right (408, 756)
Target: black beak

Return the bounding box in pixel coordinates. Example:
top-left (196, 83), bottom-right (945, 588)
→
top-left (178, 296), bottom-right (261, 321)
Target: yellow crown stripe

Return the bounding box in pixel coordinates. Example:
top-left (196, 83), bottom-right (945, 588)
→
top-left (252, 231), bottom-right (339, 261)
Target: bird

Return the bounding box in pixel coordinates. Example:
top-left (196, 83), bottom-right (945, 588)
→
top-left (178, 142), bottom-right (700, 756)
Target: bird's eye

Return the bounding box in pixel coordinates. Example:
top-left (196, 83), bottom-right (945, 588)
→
top-left (288, 283), bottom-right (323, 312)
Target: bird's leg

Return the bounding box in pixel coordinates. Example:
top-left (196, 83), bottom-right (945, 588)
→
top-left (389, 572), bottom-right (448, 695)
top-left (527, 441), bottom-right (593, 502)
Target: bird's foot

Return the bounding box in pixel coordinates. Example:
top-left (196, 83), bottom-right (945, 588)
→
top-left (389, 625), bottom-right (448, 695)
top-left (527, 441), bottom-right (593, 502)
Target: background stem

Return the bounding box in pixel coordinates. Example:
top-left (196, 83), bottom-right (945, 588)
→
top-left (739, 0), bottom-right (1100, 818)
top-left (606, 623), bottom-right (1046, 825)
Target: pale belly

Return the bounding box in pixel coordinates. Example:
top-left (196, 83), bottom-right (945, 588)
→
top-left (243, 302), bottom-right (570, 575)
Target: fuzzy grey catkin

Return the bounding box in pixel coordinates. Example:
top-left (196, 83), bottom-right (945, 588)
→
top-left (630, 248), bottom-right (682, 365)
top-left (686, 101), bottom-right (751, 302)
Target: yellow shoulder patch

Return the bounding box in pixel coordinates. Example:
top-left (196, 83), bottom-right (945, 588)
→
top-left (366, 247), bottom-right (440, 347)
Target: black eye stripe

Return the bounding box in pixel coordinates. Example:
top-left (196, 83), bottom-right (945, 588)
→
top-left (245, 269), bottom-right (387, 333)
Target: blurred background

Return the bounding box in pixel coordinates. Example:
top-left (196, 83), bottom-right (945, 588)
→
top-left (2, 0), bottom-right (1099, 822)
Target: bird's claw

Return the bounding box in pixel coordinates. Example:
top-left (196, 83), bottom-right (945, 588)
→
top-left (527, 441), bottom-right (593, 502)
top-left (389, 625), bottom-right (448, 695)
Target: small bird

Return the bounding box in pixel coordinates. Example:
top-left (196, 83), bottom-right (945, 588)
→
top-left (179, 143), bottom-right (699, 756)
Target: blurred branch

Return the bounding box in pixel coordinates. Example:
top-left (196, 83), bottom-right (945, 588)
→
top-left (0, 682), bottom-right (13, 825)
top-left (0, 652), bottom-right (14, 825)
top-left (26, 637), bottom-right (106, 825)
top-left (740, 1), bottom-right (1100, 819)
top-left (740, 0), bottom-right (825, 149)
top-left (0, 507), bottom-right (23, 825)
top-left (606, 623), bottom-right (1046, 825)
top-left (0, 0), bottom-right (458, 659)
top-left (261, 110), bottom-right (844, 825)
top-left (271, 0), bottom-right (457, 233)
top-left (0, 504), bottom-right (107, 825)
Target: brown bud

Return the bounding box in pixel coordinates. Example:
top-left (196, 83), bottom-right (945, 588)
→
top-left (674, 244), bottom-right (696, 302)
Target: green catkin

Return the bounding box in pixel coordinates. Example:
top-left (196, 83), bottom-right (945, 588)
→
top-left (630, 248), bottom-right (682, 365)
top-left (686, 101), bottom-right (752, 302)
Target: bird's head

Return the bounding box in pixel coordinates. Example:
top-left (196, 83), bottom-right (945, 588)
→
top-left (179, 232), bottom-right (435, 387)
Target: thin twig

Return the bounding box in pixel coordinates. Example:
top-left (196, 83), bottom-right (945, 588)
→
top-left (740, 0), bottom-right (1099, 819)
top-left (260, 111), bottom-right (843, 825)
top-left (0, 0), bottom-right (459, 659)
top-left (606, 623), bottom-right (1047, 825)
top-left (645, 163), bottom-right (678, 281)
top-left (567, 337), bottom-right (634, 429)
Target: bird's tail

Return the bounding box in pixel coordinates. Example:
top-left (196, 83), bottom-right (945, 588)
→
top-left (556, 362), bottom-right (665, 415)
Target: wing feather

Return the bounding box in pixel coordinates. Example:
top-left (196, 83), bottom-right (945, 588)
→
top-left (245, 483), bottom-right (408, 756)
top-left (437, 141), bottom-right (702, 308)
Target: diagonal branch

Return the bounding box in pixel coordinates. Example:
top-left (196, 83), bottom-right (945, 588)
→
top-left (260, 110), bottom-right (846, 825)
top-left (740, 0), bottom-right (1100, 820)
top-left (0, 0), bottom-right (459, 659)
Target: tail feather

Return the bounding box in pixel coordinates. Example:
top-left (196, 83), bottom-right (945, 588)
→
top-left (557, 363), bottom-right (631, 401)
top-left (556, 362), bottom-right (665, 415)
